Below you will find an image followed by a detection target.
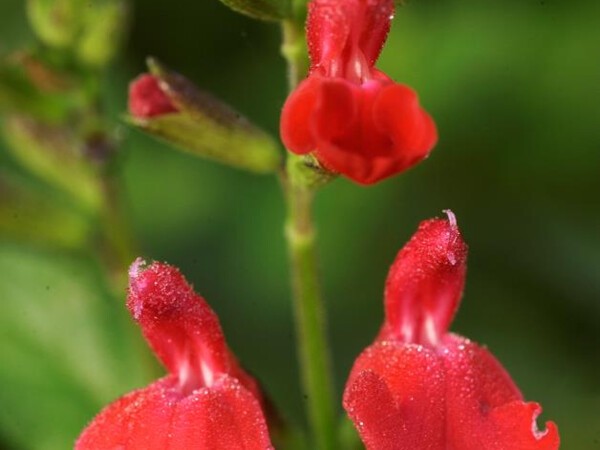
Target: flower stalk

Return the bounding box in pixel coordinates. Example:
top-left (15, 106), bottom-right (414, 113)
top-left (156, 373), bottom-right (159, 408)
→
top-left (282, 15), bottom-right (339, 450)
top-left (284, 180), bottom-right (337, 450)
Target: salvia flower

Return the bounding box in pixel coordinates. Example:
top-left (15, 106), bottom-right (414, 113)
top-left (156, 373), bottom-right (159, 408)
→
top-left (280, 0), bottom-right (437, 185)
top-left (76, 259), bottom-right (274, 450)
top-left (343, 212), bottom-right (560, 449)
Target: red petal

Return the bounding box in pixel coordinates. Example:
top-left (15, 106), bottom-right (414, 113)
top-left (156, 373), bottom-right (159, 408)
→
top-left (343, 342), bottom-right (445, 450)
top-left (127, 259), bottom-right (260, 399)
top-left (291, 77), bottom-right (436, 185)
top-left (343, 337), bottom-right (560, 450)
top-left (76, 376), bottom-right (273, 450)
top-left (280, 77), bottom-right (320, 155)
top-left (307, 0), bottom-right (351, 71)
top-left (310, 78), bottom-right (397, 184)
top-left (307, 0), bottom-right (394, 72)
top-left (442, 336), bottom-right (560, 450)
top-left (128, 74), bottom-right (178, 118)
top-left (311, 78), bottom-right (359, 145)
top-left (487, 402), bottom-right (560, 450)
top-left (170, 376), bottom-right (274, 450)
top-left (373, 83), bottom-right (437, 164)
top-left (357, 0), bottom-right (395, 66)
top-left (76, 377), bottom-right (177, 450)
top-left (381, 213), bottom-right (467, 346)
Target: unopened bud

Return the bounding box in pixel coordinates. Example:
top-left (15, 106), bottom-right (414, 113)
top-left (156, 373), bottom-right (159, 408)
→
top-left (126, 59), bottom-right (281, 174)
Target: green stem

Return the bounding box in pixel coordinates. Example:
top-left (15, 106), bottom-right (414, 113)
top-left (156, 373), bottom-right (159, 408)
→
top-left (284, 181), bottom-right (338, 450)
top-left (281, 16), bottom-right (338, 450)
top-left (281, 19), bottom-right (309, 91)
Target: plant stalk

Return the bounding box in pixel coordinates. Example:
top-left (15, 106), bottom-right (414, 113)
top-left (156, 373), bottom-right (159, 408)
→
top-left (284, 182), bottom-right (338, 450)
top-left (281, 16), bottom-right (339, 450)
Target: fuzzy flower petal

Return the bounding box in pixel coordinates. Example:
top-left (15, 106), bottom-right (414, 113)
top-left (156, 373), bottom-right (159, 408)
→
top-left (76, 260), bottom-right (273, 450)
top-left (343, 212), bottom-right (559, 449)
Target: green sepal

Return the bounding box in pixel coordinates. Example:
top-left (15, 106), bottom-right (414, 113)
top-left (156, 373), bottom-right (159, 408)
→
top-left (217, 0), bottom-right (291, 21)
top-left (286, 153), bottom-right (336, 190)
top-left (2, 115), bottom-right (103, 214)
top-left (129, 58), bottom-right (282, 174)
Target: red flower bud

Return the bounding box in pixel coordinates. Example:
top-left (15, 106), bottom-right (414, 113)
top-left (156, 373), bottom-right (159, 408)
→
top-left (76, 259), bottom-right (273, 450)
top-left (280, 0), bottom-right (437, 185)
top-left (128, 74), bottom-right (178, 118)
top-left (343, 212), bottom-right (559, 449)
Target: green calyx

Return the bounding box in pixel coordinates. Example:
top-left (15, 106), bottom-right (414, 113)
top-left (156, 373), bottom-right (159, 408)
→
top-left (129, 58), bottom-right (282, 175)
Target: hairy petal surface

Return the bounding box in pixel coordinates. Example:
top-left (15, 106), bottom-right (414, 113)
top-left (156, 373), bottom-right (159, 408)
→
top-left (76, 260), bottom-right (273, 449)
top-left (76, 376), bottom-right (273, 450)
top-left (381, 214), bottom-right (467, 346)
top-left (343, 214), bottom-right (559, 449)
top-left (344, 336), bottom-right (559, 450)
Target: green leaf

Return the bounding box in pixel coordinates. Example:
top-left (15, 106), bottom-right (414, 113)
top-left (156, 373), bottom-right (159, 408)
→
top-left (217, 0), bottom-right (291, 21)
top-left (129, 59), bottom-right (282, 174)
top-left (0, 245), bottom-right (154, 450)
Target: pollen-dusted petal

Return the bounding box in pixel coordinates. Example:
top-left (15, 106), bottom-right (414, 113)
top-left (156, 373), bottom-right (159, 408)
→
top-left (171, 376), bottom-right (274, 450)
top-left (307, 0), bottom-right (394, 70)
top-left (344, 371), bottom-right (409, 450)
top-left (373, 83), bottom-right (437, 165)
top-left (381, 215), bottom-right (467, 346)
top-left (486, 402), bottom-right (560, 450)
top-left (280, 77), bottom-right (320, 155)
top-left (357, 0), bottom-right (395, 66)
top-left (343, 336), bottom-right (560, 450)
top-left (76, 377), bottom-right (176, 450)
top-left (128, 74), bottom-right (178, 118)
top-left (307, 0), bottom-right (352, 70)
top-left (441, 335), bottom-right (559, 450)
top-left (76, 376), bottom-right (274, 450)
top-left (77, 260), bottom-right (273, 449)
top-left (127, 259), bottom-right (260, 399)
top-left (343, 342), bottom-right (445, 450)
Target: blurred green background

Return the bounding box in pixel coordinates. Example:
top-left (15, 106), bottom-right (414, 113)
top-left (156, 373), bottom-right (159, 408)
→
top-left (1, 0), bottom-right (599, 448)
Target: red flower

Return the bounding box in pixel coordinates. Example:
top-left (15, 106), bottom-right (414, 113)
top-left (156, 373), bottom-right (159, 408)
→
top-left (76, 259), bottom-right (273, 450)
top-left (343, 212), bottom-right (560, 450)
top-left (280, 0), bottom-right (437, 185)
top-left (129, 74), bottom-right (178, 118)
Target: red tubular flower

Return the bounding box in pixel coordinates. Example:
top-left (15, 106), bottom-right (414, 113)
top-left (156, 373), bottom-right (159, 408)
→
top-left (343, 212), bottom-right (560, 450)
top-left (280, 0), bottom-right (437, 185)
top-left (129, 74), bottom-right (178, 118)
top-left (76, 259), bottom-right (273, 450)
